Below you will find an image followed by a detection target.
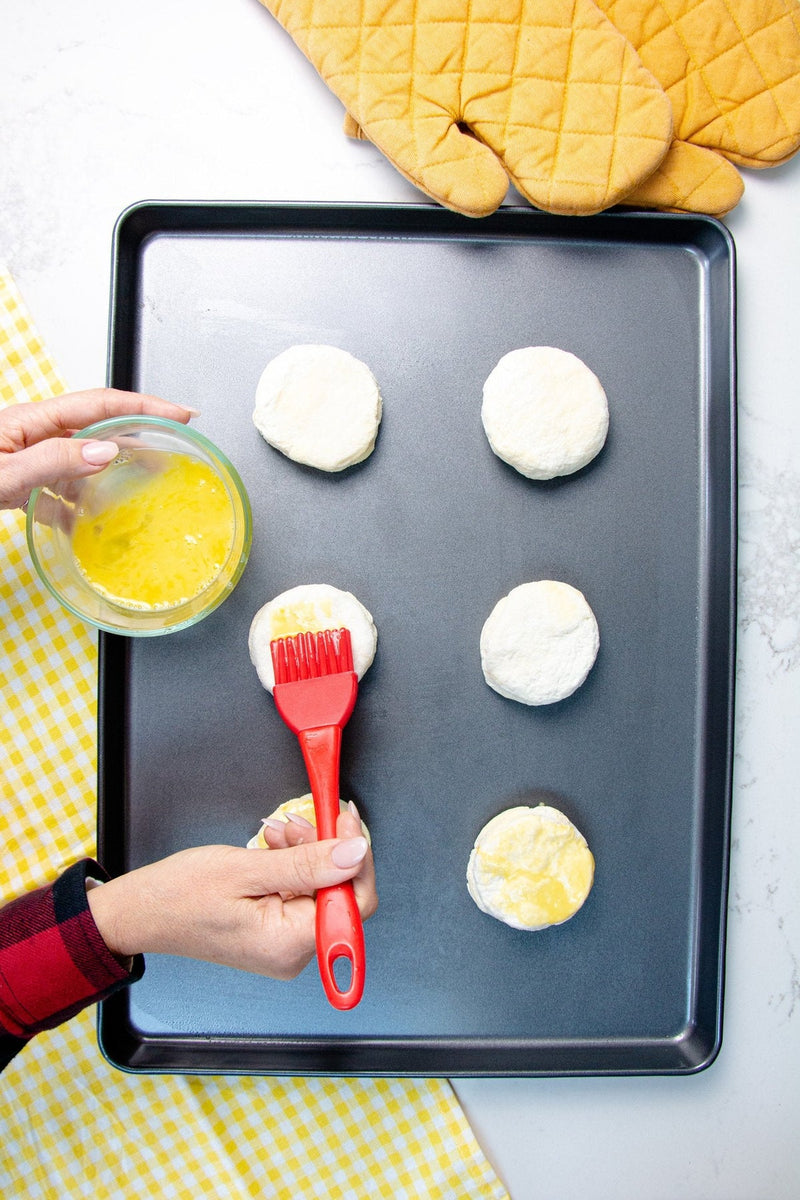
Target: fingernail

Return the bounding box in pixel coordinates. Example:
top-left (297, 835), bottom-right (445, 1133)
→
top-left (181, 406), bottom-right (201, 417)
top-left (263, 818), bottom-right (285, 831)
top-left (286, 812), bottom-right (314, 828)
top-left (82, 439), bottom-right (119, 465)
top-left (331, 836), bottom-right (368, 868)
top-left (348, 800), bottom-right (360, 821)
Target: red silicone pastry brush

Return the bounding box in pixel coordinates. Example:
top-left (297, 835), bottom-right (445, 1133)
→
top-left (269, 627), bottom-right (365, 1009)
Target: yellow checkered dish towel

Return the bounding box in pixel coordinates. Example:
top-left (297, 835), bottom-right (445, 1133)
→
top-left (0, 268), bottom-right (509, 1200)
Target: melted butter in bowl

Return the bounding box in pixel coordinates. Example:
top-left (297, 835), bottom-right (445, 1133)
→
top-left (27, 417), bottom-right (252, 635)
top-left (72, 450), bottom-right (236, 611)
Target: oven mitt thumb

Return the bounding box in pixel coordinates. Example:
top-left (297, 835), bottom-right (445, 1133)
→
top-left (596, 0), bottom-right (800, 214)
top-left (257, 0), bottom-right (673, 217)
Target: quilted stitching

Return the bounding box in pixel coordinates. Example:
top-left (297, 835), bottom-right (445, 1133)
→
top-left (263, 0), bottom-right (673, 216)
top-left (596, 0), bottom-right (800, 164)
top-left (261, 0), bottom-right (800, 215)
top-left (621, 137), bottom-right (744, 213)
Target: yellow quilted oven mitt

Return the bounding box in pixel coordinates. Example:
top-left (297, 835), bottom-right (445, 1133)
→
top-left (597, 0), bottom-right (800, 214)
top-left (259, 0), bottom-right (673, 217)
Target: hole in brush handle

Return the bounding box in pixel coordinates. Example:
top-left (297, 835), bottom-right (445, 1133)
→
top-left (316, 883), bottom-right (365, 1009)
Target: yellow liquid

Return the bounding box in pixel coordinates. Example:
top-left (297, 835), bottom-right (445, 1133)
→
top-left (72, 452), bottom-right (236, 610)
top-left (268, 599), bottom-right (336, 639)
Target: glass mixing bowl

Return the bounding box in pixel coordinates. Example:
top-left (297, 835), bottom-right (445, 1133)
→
top-left (26, 416), bottom-right (252, 636)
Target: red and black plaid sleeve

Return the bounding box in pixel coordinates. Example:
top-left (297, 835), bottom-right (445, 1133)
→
top-left (0, 859), bottom-right (144, 1069)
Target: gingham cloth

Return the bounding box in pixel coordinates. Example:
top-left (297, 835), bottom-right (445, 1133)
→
top-left (0, 268), bottom-right (509, 1200)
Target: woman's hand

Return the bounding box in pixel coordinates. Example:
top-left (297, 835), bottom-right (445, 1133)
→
top-left (0, 388), bottom-right (196, 511)
top-left (87, 808), bottom-right (377, 981)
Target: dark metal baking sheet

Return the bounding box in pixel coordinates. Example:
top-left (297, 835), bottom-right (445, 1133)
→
top-left (97, 202), bottom-right (736, 1076)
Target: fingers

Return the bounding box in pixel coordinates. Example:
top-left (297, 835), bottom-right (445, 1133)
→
top-left (0, 389), bottom-right (197, 510)
top-left (0, 435), bottom-right (120, 510)
top-left (260, 801), bottom-right (379, 912)
top-left (335, 805), bottom-right (363, 840)
top-left (0, 389), bottom-right (194, 451)
top-left (251, 836), bottom-right (370, 901)
top-left (254, 803), bottom-right (377, 918)
top-left (261, 811), bottom-right (316, 849)
top-left (260, 802), bottom-right (367, 848)
top-left (97, 837), bottom-right (377, 982)
top-left (338, 807), bottom-right (378, 920)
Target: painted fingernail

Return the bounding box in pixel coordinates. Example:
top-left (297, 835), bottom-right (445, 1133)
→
top-left (286, 812), bottom-right (314, 828)
top-left (82, 440), bottom-right (119, 465)
top-left (331, 837), bottom-right (368, 868)
top-left (263, 818), bottom-right (285, 831)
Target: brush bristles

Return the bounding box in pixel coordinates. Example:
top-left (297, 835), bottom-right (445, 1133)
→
top-left (270, 627), bottom-right (354, 684)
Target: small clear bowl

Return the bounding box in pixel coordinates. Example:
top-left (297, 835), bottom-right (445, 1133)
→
top-left (26, 416), bottom-right (252, 636)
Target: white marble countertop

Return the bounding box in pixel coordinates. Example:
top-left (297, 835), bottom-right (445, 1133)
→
top-left (3, 4), bottom-right (798, 1197)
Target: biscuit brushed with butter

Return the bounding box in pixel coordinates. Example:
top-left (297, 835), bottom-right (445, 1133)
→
top-left (248, 582), bottom-right (378, 694)
top-left (467, 805), bottom-right (594, 930)
top-left (482, 346), bottom-right (608, 480)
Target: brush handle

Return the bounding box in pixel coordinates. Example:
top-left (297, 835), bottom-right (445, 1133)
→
top-left (298, 726), bottom-right (365, 1009)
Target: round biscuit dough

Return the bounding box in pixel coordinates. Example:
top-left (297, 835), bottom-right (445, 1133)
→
top-left (249, 583), bottom-right (377, 694)
top-left (253, 344), bottom-right (382, 472)
top-left (481, 346), bottom-right (608, 480)
top-left (467, 805), bottom-right (594, 930)
top-left (480, 580), bottom-right (599, 705)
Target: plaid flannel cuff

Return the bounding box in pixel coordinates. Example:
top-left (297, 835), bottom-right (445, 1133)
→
top-left (0, 859), bottom-right (144, 1039)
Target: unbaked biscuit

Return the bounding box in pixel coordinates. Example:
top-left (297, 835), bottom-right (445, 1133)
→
top-left (253, 344), bottom-right (382, 471)
top-left (467, 805), bottom-right (594, 930)
top-left (481, 346), bottom-right (608, 480)
top-left (248, 582), bottom-right (378, 694)
top-left (480, 580), bottom-right (599, 705)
